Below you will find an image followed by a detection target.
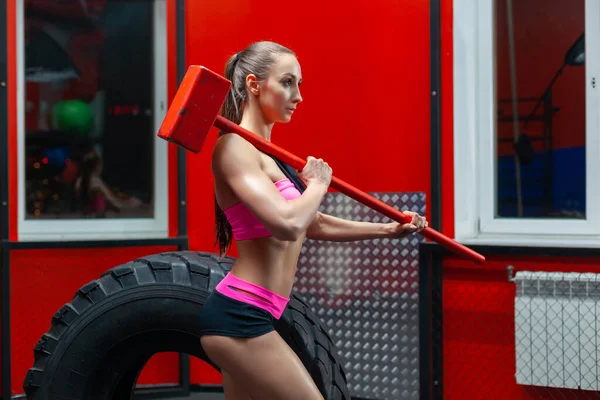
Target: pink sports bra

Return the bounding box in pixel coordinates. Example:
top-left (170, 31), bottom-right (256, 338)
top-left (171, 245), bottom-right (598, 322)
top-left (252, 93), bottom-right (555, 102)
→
top-left (223, 178), bottom-right (302, 241)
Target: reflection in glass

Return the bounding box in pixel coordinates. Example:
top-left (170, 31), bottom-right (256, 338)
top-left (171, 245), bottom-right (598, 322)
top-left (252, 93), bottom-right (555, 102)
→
top-left (24, 0), bottom-right (155, 219)
top-left (495, 0), bottom-right (585, 219)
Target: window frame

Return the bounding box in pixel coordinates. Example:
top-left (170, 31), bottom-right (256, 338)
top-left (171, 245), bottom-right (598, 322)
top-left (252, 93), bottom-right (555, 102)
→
top-left (16, 0), bottom-right (169, 241)
top-left (453, 0), bottom-right (600, 247)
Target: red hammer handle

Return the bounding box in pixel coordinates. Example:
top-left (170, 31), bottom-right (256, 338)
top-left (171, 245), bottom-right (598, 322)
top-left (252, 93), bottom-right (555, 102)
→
top-left (214, 116), bottom-right (485, 265)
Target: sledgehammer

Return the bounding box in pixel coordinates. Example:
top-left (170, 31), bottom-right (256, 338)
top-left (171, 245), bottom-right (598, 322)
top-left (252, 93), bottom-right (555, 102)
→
top-left (157, 65), bottom-right (486, 264)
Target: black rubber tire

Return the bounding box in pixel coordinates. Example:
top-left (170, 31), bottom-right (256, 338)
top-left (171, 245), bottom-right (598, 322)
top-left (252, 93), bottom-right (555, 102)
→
top-left (22, 251), bottom-right (349, 400)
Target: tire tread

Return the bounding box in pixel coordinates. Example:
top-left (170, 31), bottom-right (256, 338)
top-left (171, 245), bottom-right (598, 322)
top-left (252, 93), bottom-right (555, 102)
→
top-left (23, 251), bottom-right (349, 400)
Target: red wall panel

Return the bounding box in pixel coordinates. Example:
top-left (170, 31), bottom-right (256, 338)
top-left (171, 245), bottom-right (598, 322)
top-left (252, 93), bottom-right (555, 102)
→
top-left (442, 255), bottom-right (600, 399)
top-left (440, 0), bottom-right (454, 239)
top-left (167, 0), bottom-right (180, 238)
top-left (9, 246), bottom-right (179, 397)
top-left (184, 0), bottom-right (432, 385)
top-left (8, 0), bottom-right (18, 242)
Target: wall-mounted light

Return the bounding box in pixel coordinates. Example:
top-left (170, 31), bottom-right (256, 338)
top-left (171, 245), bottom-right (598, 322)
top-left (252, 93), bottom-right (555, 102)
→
top-left (564, 33), bottom-right (584, 66)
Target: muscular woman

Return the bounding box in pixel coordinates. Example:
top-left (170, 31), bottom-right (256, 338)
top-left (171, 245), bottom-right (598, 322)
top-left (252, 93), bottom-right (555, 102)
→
top-left (198, 41), bottom-right (428, 400)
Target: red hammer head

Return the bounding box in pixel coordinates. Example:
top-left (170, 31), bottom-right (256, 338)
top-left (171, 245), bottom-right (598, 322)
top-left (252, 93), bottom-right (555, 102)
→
top-left (157, 65), bottom-right (232, 154)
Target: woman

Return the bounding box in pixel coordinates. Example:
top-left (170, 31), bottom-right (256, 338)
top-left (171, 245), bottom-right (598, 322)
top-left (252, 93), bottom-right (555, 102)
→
top-left (75, 150), bottom-right (144, 217)
top-left (199, 41), bottom-right (428, 400)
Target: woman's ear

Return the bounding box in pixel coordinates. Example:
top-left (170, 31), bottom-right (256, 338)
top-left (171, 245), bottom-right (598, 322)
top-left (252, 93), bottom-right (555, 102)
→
top-left (245, 74), bottom-right (260, 96)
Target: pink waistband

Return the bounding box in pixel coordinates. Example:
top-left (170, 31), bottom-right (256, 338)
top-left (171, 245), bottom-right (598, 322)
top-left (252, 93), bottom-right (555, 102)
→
top-left (216, 273), bottom-right (290, 319)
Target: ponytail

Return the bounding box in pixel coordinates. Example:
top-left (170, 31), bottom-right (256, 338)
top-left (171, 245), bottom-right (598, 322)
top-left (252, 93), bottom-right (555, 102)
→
top-left (219, 52), bottom-right (245, 131)
top-left (214, 52), bottom-right (245, 257)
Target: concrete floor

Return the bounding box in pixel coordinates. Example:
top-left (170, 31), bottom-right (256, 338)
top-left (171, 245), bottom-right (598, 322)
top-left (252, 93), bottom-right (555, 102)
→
top-left (167, 394), bottom-right (223, 400)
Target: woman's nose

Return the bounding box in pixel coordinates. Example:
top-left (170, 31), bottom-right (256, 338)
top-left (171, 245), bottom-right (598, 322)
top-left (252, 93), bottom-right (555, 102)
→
top-left (293, 90), bottom-right (303, 104)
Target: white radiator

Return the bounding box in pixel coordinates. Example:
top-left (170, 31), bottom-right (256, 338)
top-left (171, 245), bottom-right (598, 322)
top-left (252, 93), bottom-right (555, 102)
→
top-left (514, 271), bottom-right (600, 390)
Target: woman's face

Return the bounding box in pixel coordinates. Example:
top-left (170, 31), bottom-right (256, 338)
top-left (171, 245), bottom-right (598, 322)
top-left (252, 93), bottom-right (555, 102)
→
top-left (257, 53), bottom-right (303, 123)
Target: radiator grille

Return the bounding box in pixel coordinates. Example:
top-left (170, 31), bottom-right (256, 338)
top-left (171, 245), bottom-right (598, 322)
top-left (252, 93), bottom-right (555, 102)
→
top-left (514, 271), bottom-right (600, 390)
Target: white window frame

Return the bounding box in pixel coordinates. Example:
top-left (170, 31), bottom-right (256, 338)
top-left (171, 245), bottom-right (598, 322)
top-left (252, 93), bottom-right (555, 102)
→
top-left (454, 0), bottom-right (600, 247)
top-left (16, 0), bottom-right (169, 241)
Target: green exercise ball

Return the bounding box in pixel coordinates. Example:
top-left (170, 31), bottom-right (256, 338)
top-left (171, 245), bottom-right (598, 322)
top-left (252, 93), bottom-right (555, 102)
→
top-left (52, 99), bottom-right (94, 135)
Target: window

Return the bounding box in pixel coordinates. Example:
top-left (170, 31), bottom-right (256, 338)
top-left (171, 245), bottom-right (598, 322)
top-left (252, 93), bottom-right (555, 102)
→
top-left (17, 0), bottom-right (168, 240)
top-left (454, 0), bottom-right (600, 246)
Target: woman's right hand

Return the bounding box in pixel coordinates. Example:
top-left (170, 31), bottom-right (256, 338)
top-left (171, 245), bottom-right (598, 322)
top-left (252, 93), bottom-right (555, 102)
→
top-left (297, 156), bottom-right (332, 188)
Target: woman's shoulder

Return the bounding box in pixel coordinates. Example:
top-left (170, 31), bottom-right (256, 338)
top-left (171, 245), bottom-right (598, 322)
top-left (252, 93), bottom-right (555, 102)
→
top-left (212, 133), bottom-right (262, 177)
top-left (215, 132), bottom-right (253, 149)
top-left (89, 176), bottom-right (105, 189)
top-left (213, 133), bottom-right (259, 161)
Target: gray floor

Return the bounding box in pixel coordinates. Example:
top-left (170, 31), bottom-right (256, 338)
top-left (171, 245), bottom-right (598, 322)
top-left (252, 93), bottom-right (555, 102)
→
top-left (167, 395), bottom-right (223, 400)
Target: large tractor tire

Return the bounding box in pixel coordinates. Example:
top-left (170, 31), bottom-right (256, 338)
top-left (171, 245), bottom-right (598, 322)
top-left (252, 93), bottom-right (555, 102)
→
top-left (23, 251), bottom-right (349, 400)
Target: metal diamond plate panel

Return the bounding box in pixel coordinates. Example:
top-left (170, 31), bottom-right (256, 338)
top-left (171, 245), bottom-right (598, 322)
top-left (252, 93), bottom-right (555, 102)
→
top-left (295, 192), bottom-right (426, 400)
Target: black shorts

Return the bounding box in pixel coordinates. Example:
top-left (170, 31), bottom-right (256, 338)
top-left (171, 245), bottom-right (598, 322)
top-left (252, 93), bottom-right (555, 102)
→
top-left (198, 290), bottom-right (276, 338)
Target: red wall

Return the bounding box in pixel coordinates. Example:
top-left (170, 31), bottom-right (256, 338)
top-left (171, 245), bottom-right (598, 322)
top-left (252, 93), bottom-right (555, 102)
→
top-left (167, 0), bottom-right (181, 238)
top-left (443, 255), bottom-right (600, 399)
top-left (183, 0), bottom-right (433, 384)
top-left (9, 246), bottom-right (181, 396)
top-left (441, 0), bottom-right (455, 239)
top-left (7, 0), bottom-right (17, 242)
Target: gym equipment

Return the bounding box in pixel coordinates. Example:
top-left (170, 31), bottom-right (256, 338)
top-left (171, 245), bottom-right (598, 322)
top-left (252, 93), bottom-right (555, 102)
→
top-left (51, 99), bottom-right (94, 135)
top-left (158, 65), bottom-right (486, 264)
top-left (23, 251), bottom-right (349, 400)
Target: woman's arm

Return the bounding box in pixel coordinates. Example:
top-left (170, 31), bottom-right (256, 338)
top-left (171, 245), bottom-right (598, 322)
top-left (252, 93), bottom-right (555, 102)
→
top-left (306, 211), bottom-right (427, 242)
top-left (212, 134), bottom-right (331, 241)
top-left (90, 177), bottom-right (143, 210)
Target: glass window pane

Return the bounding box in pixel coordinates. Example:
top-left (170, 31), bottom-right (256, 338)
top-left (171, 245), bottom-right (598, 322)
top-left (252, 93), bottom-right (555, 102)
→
top-left (24, 0), bottom-right (155, 220)
top-left (495, 0), bottom-right (586, 219)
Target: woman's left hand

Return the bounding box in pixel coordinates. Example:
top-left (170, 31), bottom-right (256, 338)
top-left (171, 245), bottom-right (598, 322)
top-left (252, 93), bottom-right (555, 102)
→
top-left (387, 211), bottom-right (428, 238)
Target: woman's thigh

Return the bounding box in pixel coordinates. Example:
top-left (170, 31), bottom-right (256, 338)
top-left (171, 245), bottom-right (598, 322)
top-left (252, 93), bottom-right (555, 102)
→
top-left (221, 369), bottom-right (253, 400)
top-left (201, 332), bottom-right (324, 400)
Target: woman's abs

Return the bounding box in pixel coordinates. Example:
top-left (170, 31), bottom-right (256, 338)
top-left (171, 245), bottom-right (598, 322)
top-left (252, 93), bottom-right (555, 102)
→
top-left (232, 237), bottom-right (303, 297)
